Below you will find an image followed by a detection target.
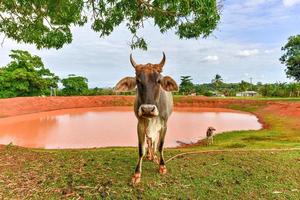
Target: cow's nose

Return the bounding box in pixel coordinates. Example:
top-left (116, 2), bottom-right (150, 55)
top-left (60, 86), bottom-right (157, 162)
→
top-left (141, 106), bottom-right (155, 113)
top-left (139, 104), bottom-right (158, 117)
top-left (141, 105), bottom-right (155, 114)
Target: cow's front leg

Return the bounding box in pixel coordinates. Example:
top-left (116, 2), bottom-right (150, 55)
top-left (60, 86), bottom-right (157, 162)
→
top-left (158, 126), bottom-right (167, 174)
top-left (132, 122), bottom-right (146, 185)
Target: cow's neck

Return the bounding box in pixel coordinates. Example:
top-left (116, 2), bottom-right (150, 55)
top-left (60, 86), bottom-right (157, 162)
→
top-left (142, 117), bottom-right (162, 141)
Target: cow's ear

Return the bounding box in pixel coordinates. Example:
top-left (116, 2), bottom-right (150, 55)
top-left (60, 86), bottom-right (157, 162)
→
top-left (161, 76), bottom-right (178, 92)
top-left (114, 77), bottom-right (136, 92)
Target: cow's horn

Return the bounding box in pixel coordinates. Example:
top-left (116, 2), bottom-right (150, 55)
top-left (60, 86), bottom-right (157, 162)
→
top-left (158, 52), bottom-right (166, 69)
top-left (130, 54), bottom-right (137, 68)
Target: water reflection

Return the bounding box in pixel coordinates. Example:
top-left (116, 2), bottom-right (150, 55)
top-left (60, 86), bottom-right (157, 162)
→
top-left (0, 107), bottom-right (262, 149)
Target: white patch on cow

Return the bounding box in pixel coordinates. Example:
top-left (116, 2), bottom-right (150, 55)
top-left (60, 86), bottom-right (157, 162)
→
top-left (145, 117), bottom-right (162, 144)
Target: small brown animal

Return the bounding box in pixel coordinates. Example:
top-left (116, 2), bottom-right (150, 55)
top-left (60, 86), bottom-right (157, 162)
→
top-left (206, 127), bottom-right (216, 145)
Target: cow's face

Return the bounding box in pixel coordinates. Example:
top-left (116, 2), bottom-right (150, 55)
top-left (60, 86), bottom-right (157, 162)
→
top-left (115, 53), bottom-right (178, 118)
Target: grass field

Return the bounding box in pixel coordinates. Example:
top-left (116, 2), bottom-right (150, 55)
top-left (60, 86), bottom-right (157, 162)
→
top-left (0, 97), bottom-right (299, 199)
top-left (0, 146), bottom-right (299, 199)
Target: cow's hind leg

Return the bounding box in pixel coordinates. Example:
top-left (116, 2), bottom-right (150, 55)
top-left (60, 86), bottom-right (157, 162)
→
top-left (146, 137), bottom-right (154, 161)
top-left (132, 123), bottom-right (146, 185)
top-left (146, 137), bottom-right (158, 163)
top-left (152, 139), bottom-right (159, 164)
top-left (158, 126), bottom-right (167, 174)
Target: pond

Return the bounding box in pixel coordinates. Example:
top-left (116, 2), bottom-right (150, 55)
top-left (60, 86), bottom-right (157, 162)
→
top-left (0, 107), bottom-right (262, 149)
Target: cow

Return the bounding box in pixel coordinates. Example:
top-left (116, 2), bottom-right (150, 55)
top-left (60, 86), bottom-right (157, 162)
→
top-left (114, 53), bottom-right (178, 185)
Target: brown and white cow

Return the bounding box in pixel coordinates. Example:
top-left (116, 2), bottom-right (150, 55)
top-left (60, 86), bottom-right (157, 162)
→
top-left (114, 53), bottom-right (178, 185)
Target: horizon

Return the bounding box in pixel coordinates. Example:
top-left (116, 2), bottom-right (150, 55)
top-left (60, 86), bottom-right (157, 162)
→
top-left (0, 0), bottom-right (300, 87)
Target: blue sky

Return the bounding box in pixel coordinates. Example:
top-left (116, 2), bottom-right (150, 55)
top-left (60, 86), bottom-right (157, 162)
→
top-left (0, 0), bottom-right (300, 87)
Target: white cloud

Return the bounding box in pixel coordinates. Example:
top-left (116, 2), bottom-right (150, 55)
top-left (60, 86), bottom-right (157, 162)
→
top-left (283, 0), bottom-right (300, 7)
top-left (237, 49), bottom-right (259, 57)
top-left (264, 49), bottom-right (277, 54)
top-left (201, 55), bottom-right (219, 62)
top-left (222, 0), bottom-right (296, 35)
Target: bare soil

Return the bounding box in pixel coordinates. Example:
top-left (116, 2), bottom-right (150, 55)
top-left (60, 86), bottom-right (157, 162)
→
top-left (1, 96), bottom-right (300, 118)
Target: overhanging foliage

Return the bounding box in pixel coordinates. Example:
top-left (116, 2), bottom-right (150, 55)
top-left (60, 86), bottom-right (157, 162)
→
top-left (0, 0), bottom-right (221, 50)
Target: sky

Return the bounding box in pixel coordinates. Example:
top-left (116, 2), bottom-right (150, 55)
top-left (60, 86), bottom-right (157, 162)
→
top-left (0, 0), bottom-right (300, 88)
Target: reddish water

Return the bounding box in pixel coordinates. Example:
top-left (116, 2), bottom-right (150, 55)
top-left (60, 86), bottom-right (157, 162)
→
top-left (0, 107), bottom-right (262, 149)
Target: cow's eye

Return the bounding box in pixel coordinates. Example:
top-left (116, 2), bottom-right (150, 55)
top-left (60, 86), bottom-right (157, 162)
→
top-left (136, 78), bottom-right (141, 84)
top-left (157, 79), bottom-right (161, 84)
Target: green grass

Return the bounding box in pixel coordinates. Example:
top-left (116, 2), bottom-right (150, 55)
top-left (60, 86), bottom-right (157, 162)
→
top-left (210, 102), bottom-right (300, 149)
top-left (0, 99), bottom-right (300, 199)
top-left (0, 146), bottom-right (299, 199)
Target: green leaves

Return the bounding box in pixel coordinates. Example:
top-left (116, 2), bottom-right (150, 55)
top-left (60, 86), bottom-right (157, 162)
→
top-left (0, 0), bottom-right (220, 50)
top-left (211, 74), bottom-right (223, 91)
top-left (179, 75), bottom-right (194, 95)
top-left (61, 74), bottom-right (89, 96)
top-left (0, 50), bottom-right (59, 98)
top-left (0, 0), bottom-right (84, 49)
top-left (280, 35), bottom-right (300, 82)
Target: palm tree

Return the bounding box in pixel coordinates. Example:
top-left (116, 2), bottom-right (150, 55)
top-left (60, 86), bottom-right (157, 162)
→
top-left (211, 74), bottom-right (223, 92)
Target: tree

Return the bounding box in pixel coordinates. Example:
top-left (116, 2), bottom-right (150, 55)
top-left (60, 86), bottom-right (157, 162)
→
top-left (211, 74), bottom-right (223, 91)
top-left (0, 50), bottom-right (59, 98)
top-left (290, 82), bottom-right (300, 97)
top-left (179, 76), bottom-right (194, 95)
top-left (61, 74), bottom-right (88, 96)
top-left (238, 80), bottom-right (251, 92)
top-left (0, 1), bottom-right (220, 50)
top-left (280, 34), bottom-right (300, 82)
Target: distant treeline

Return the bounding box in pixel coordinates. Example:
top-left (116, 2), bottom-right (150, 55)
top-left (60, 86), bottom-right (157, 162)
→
top-left (55, 75), bottom-right (300, 98)
top-left (177, 75), bottom-right (300, 97)
top-left (78, 81), bottom-right (300, 97)
top-left (185, 81), bottom-right (300, 97)
top-left (1, 50), bottom-right (300, 98)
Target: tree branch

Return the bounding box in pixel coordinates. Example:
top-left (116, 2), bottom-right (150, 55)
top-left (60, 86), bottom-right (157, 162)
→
top-left (1, 35), bottom-right (6, 47)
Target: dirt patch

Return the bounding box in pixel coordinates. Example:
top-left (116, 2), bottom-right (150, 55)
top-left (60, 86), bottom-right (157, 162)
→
top-left (0, 96), bottom-right (300, 127)
top-left (0, 96), bottom-right (134, 118)
top-left (262, 102), bottom-right (300, 117)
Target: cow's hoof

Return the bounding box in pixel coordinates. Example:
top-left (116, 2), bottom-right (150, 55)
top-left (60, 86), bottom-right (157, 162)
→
top-left (159, 165), bottom-right (167, 174)
top-left (131, 173), bottom-right (141, 185)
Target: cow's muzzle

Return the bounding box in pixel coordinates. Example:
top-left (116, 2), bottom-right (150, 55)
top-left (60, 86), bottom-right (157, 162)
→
top-left (138, 104), bottom-right (159, 118)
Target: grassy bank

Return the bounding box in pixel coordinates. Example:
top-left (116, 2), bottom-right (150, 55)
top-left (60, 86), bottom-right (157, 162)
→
top-left (0, 97), bottom-right (299, 199)
top-left (0, 146), bottom-right (299, 199)
top-left (208, 103), bottom-right (300, 149)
